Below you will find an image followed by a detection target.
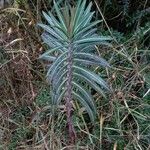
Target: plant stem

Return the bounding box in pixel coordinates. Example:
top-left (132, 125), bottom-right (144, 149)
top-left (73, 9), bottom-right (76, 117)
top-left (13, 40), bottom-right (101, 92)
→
top-left (66, 43), bottom-right (76, 144)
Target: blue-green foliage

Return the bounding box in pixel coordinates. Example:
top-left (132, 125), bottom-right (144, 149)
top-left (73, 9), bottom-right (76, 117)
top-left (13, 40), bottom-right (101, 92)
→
top-left (38, 0), bottom-right (111, 122)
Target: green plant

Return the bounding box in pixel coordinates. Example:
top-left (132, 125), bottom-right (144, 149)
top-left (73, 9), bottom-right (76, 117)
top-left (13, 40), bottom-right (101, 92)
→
top-left (38, 0), bottom-right (111, 143)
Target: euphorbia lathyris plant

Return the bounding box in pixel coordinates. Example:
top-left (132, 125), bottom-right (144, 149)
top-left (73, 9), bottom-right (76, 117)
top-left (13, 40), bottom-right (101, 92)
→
top-left (38, 0), bottom-right (111, 143)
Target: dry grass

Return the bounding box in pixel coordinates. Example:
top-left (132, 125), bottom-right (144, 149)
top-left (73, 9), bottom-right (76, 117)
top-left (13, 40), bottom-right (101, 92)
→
top-left (0, 0), bottom-right (150, 149)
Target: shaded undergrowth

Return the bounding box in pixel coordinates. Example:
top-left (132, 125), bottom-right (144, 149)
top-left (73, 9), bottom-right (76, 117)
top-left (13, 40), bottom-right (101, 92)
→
top-left (0, 0), bottom-right (150, 149)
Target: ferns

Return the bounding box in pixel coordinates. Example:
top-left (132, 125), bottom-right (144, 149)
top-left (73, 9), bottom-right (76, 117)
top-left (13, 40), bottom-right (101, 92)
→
top-left (38, 0), bottom-right (111, 143)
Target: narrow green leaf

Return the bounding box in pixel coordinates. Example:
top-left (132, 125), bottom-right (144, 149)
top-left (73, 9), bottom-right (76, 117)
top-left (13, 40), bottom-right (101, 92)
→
top-left (53, 88), bottom-right (67, 105)
top-left (38, 23), bottom-right (64, 40)
top-left (72, 81), bottom-right (96, 114)
top-left (47, 11), bottom-right (61, 28)
top-left (84, 2), bottom-right (92, 17)
top-left (54, 0), bottom-right (67, 32)
top-left (57, 88), bottom-right (67, 105)
top-left (52, 79), bottom-right (67, 104)
top-left (56, 79), bottom-right (67, 96)
top-left (45, 10), bottom-right (68, 40)
top-left (72, 0), bottom-right (82, 30)
top-left (53, 70), bottom-right (67, 91)
top-left (74, 53), bottom-right (110, 67)
top-left (75, 36), bottom-right (112, 44)
top-left (74, 12), bottom-right (95, 34)
top-left (73, 0), bottom-right (87, 33)
top-left (39, 46), bottom-right (63, 60)
top-left (46, 11), bottom-right (68, 39)
top-left (72, 91), bottom-right (95, 123)
top-left (47, 51), bottom-right (67, 79)
top-left (73, 20), bottom-right (101, 39)
top-left (42, 11), bottom-right (54, 26)
top-left (62, 6), bottom-right (70, 28)
top-left (41, 33), bottom-right (66, 49)
top-left (74, 72), bottom-right (106, 98)
top-left (39, 55), bottom-right (56, 62)
top-left (73, 65), bottom-right (110, 91)
top-left (50, 58), bottom-right (67, 82)
top-left (82, 28), bottom-right (97, 38)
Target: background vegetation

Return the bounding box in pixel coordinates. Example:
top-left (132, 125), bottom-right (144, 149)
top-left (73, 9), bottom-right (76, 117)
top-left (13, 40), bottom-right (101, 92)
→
top-left (0, 0), bottom-right (150, 149)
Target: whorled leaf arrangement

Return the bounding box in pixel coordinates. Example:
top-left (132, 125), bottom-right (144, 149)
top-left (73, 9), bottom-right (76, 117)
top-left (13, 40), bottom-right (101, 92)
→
top-left (38, 0), bottom-right (111, 143)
